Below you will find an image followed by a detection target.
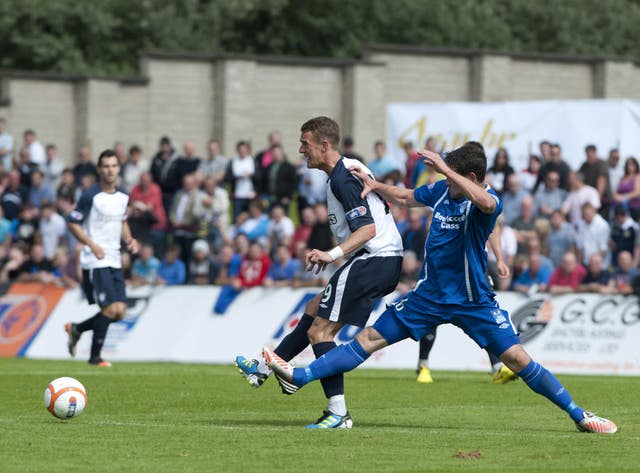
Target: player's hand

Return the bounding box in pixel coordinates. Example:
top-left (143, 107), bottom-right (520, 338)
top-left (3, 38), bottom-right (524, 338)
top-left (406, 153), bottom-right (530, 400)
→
top-left (496, 259), bottom-right (510, 278)
top-left (91, 244), bottom-right (105, 259)
top-left (305, 248), bottom-right (331, 274)
top-left (417, 150), bottom-right (450, 175)
top-left (349, 166), bottom-right (376, 199)
top-left (127, 238), bottom-right (140, 255)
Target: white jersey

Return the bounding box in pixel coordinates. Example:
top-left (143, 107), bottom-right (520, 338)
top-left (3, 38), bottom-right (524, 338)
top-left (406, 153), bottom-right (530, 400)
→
top-left (68, 184), bottom-right (129, 269)
top-left (326, 157), bottom-right (403, 257)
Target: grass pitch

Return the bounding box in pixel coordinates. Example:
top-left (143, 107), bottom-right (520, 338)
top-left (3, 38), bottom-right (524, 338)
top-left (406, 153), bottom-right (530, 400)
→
top-left (0, 358), bottom-right (637, 473)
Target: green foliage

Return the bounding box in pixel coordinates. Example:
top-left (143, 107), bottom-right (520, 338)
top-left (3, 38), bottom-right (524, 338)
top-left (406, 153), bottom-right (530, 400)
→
top-left (0, 0), bottom-right (640, 76)
top-left (1, 358), bottom-right (637, 472)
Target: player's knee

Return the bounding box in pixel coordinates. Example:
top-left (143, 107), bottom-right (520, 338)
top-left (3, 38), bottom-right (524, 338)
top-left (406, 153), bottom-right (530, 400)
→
top-left (304, 294), bottom-right (322, 317)
top-left (306, 323), bottom-right (329, 344)
top-left (354, 327), bottom-right (386, 354)
top-left (500, 344), bottom-right (530, 372)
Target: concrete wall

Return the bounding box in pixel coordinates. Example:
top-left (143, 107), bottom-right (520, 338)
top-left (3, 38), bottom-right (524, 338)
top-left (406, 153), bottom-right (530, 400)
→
top-left (1, 45), bottom-right (639, 168)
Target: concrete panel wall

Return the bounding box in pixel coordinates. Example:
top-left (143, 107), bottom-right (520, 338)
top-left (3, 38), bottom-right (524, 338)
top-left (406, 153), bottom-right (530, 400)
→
top-left (116, 84), bottom-right (149, 155)
top-left (509, 60), bottom-right (593, 100)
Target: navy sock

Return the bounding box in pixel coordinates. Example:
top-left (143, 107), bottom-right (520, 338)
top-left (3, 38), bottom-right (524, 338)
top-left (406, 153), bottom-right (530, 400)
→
top-left (76, 311), bottom-right (102, 333)
top-left (418, 330), bottom-right (436, 359)
top-left (312, 341), bottom-right (343, 398)
top-left (90, 315), bottom-right (112, 361)
top-left (274, 314), bottom-right (314, 361)
top-left (518, 360), bottom-right (585, 423)
top-left (293, 339), bottom-right (370, 386)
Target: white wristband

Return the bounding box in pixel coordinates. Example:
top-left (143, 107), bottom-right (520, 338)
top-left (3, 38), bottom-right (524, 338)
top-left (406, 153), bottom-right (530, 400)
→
top-left (328, 246), bottom-right (344, 261)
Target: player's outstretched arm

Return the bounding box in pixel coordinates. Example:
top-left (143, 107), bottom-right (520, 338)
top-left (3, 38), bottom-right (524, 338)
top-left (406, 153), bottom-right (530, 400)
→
top-left (349, 166), bottom-right (422, 208)
top-left (418, 150), bottom-right (496, 214)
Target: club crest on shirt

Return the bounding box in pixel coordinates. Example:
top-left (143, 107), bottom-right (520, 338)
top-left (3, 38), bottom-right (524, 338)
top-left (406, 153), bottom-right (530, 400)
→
top-left (345, 206), bottom-right (367, 221)
top-left (328, 214), bottom-right (337, 225)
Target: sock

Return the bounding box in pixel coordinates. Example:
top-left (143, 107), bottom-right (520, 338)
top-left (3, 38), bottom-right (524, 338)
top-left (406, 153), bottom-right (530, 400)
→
top-left (327, 395), bottom-right (347, 416)
top-left (76, 311), bottom-right (102, 333)
top-left (487, 351), bottom-right (502, 373)
top-left (418, 331), bottom-right (436, 361)
top-left (292, 339), bottom-right (370, 387)
top-left (312, 341), bottom-right (344, 403)
top-left (274, 313), bottom-right (314, 361)
top-left (518, 360), bottom-right (585, 423)
top-left (90, 314), bottom-right (112, 361)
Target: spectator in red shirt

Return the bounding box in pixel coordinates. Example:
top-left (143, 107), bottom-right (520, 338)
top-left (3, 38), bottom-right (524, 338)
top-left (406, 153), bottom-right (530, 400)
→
top-left (129, 171), bottom-right (167, 256)
top-left (290, 206), bottom-right (315, 255)
top-left (547, 251), bottom-right (587, 295)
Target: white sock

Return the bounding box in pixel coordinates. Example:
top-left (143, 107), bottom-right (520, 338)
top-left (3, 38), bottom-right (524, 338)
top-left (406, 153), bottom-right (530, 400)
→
top-left (418, 359), bottom-right (429, 369)
top-left (327, 395), bottom-right (347, 416)
top-left (257, 359), bottom-right (270, 375)
top-left (491, 362), bottom-right (503, 374)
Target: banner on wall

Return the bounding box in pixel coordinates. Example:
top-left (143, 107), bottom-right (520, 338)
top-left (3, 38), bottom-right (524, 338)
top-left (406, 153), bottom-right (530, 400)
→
top-left (22, 286), bottom-right (640, 375)
top-left (387, 99), bottom-right (640, 172)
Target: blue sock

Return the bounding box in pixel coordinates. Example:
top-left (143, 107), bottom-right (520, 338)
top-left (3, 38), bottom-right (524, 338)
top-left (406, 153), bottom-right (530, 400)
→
top-left (292, 340), bottom-right (370, 386)
top-left (518, 360), bottom-right (585, 423)
top-left (312, 342), bottom-right (343, 397)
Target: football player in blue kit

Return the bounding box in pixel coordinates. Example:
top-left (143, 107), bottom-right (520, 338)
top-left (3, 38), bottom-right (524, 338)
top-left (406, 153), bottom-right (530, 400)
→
top-left (65, 149), bottom-right (139, 367)
top-left (236, 116), bottom-right (404, 428)
top-left (266, 142), bottom-right (617, 434)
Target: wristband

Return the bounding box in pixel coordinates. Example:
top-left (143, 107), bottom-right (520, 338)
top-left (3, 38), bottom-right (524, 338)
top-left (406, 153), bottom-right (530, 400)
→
top-left (328, 246), bottom-right (344, 261)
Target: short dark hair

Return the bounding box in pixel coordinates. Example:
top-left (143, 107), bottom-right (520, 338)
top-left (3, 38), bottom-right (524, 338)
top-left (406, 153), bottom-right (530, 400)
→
top-left (129, 145), bottom-right (142, 155)
top-left (236, 140), bottom-right (249, 151)
top-left (300, 116), bottom-right (340, 149)
top-left (444, 142), bottom-right (488, 182)
top-left (97, 149), bottom-right (118, 167)
top-left (160, 136), bottom-right (171, 145)
top-left (585, 144), bottom-right (597, 152)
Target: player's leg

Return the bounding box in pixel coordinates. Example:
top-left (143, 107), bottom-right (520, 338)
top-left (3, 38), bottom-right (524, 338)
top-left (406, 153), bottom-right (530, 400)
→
top-left (65, 269), bottom-right (101, 357)
top-left (487, 350), bottom-right (518, 384)
top-left (235, 293), bottom-right (320, 387)
top-left (417, 328), bottom-right (436, 383)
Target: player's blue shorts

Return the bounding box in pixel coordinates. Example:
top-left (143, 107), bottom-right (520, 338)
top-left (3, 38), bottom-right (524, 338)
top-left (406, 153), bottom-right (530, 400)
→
top-left (82, 267), bottom-right (127, 308)
top-left (373, 290), bottom-right (520, 357)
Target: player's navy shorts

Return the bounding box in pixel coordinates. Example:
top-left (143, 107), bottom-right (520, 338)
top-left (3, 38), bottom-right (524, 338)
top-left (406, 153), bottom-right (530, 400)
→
top-left (81, 267), bottom-right (127, 308)
top-left (317, 251), bottom-right (402, 328)
top-left (373, 289), bottom-right (521, 357)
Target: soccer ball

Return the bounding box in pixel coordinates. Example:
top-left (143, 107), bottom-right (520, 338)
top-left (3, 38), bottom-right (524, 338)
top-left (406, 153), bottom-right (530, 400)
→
top-left (43, 377), bottom-right (87, 419)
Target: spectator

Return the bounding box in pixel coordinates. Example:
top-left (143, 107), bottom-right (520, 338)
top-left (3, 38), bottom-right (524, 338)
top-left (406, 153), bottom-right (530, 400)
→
top-left (189, 239), bottom-right (220, 285)
top-left (129, 242), bottom-right (161, 287)
top-left (297, 159), bottom-right (327, 217)
top-left (235, 199), bottom-right (269, 245)
top-left (75, 173), bottom-right (96, 203)
top-left (198, 139), bottom-right (228, 183)
top-left (402, 207), bottom-right (428, 261)
top-left (1, 170), bottom-right (26, 220)
top-left (127, 201), bottom-right (158, 249)
top-left (267, 204), bottom-right (295, 254)
top-left (538, 140), bottom-right (552, 163)
top-left (403, 141), bottom-right (419, 188)
top-left (130, 171), bottom-right (167, 257)
top-left (486, 147), bottom-right (515, 195)
top-left (227, 140), bottom-right (256, 221)
top-left (73, 145), bottom-right (98, 186)
top-left (28, 170), bottom-right (56, 207)
top-left (575, 202), bottom-right (610, 267)
top-left (264, 144), bottom-right (297, 211)
top-left (254, 131), bottom-right (282, 177)
top-left (612, 156), bottom-right (640, 221)
top-left (169, 173), bottom-right (209, 269)
top-left (562, 171), bottom-right (601, 226)
top-left (546, 209), bottom-right (577, 268)
top-left (519, 154), bottom-right (542, 193)
top-left (43, 144), bottom-right (64, 191)
top-left (214, 243), bottom-right (242, 286)
top-left (290, 206), bottom-right (315, 255)
top-left (17, 243), bottom-right (55, 284)
top-left (0, 244), bottom-right (27, 285)
top-left (307, 203), bottom-right (335, 251)
top-left (534, 170), bottom-right (567, 219)
top-left (547, 251), bottom-right (587, 295)
top-left (14, 204), bottom-right (38, 246)
top-left (263, 244), bottom-right (301, 287)
top-left (51, 246), bottom-right (79, 288)
top-left (114, 141), bottom-right (128, 169)
top-left (201, 174), bottom-right (230, 250)
top-left (511, 195), bottom-right (538, 254)
top-left (610, 206), bottom-right (638, 264)
top-left (39, 203), bottom-right (66, 260)
top-left (577, 253), bottom-right (614, 294)
top-left (341, 135), bottom-right (364, 163)
top-left (526, 236), bottom-right (555, 275)
top-left (412, 136), bottom-right (443, 187)
top-left (17, 147), bottom-right (38, 188)
top-left (0, 117), bottom-right (14, 172)
top-left (512, 252), bottom-right (552, 295)
top-left (170, 141), bottom-right (201, 195)
top-left (501, 173), bottom-right (528, 225)
top-left (611, 250), bottom-right (639, 295)
top-left (150, 136), bottom-right (179, 211)
top-left (121, 145), bottom-right (147, 192)
top-left (607, 148), bottom-right (623, 196)
top-left (368, 140), bottom-right (400, 180)
top-left (488, 215), bottom-right (517, 290)
top-left (157, 244), bottom-right (186, 286)
top-left (534, 143), bottom-right (571, 192)
top-left (579, 144), bottom-right (609, 216)
top-left (23, 129), bottom-right (46, 166)
top-left (56, 168), bottom-right (76, 201)
top-left (0, 206), bottom-right (11, 248)
top-left (291, 241), bottom-right (330, 288)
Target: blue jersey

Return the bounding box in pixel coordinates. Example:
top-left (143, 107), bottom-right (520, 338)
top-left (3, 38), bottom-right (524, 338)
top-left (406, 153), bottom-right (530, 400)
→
top-left (413, 180), bottom-right (501, 306)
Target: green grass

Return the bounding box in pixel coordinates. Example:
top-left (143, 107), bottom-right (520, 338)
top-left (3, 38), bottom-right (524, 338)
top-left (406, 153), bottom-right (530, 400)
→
top-left (0, 359), bottom-right (637, 473)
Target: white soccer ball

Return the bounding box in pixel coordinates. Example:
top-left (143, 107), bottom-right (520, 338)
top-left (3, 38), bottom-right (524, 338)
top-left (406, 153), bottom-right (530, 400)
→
top-left (43, 377), bottom-right (87, 419)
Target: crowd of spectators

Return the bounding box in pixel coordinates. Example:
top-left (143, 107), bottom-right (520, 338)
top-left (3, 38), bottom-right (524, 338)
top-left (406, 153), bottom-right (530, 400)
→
top-left (0, 114), bottom-right (638, 299)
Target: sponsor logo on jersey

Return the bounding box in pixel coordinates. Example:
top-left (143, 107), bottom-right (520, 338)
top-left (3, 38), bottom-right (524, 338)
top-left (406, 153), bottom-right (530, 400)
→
top-left (345, 206), bottom-right (367, 221)
top-left (69, 210), bottom-right (84, 221)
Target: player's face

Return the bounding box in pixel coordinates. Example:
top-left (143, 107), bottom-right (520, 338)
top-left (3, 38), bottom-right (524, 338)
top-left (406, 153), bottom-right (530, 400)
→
top-left (299, 131), bottom-right (324, 169)
top-left (98, 156), bottom-right (120, 186)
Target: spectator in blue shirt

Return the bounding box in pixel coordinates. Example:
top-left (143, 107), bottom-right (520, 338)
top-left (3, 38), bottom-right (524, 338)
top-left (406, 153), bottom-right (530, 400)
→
top-left (512, 253), bottom-right (552, 295)
top-left (263, 244), bottom-right (301, 287)
top-left (157, 244), bottom-right (186, 286)
top-left (368, 141), bottom-right (400, 180)
top-left (130, 242), bottom-right (161, 287)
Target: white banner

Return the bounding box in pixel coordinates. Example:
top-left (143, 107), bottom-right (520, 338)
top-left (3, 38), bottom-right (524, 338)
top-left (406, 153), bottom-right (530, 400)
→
top-left (387, 99), bottom-right (640, 172)
top-left (23, 286), bottom-right (640, 375)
